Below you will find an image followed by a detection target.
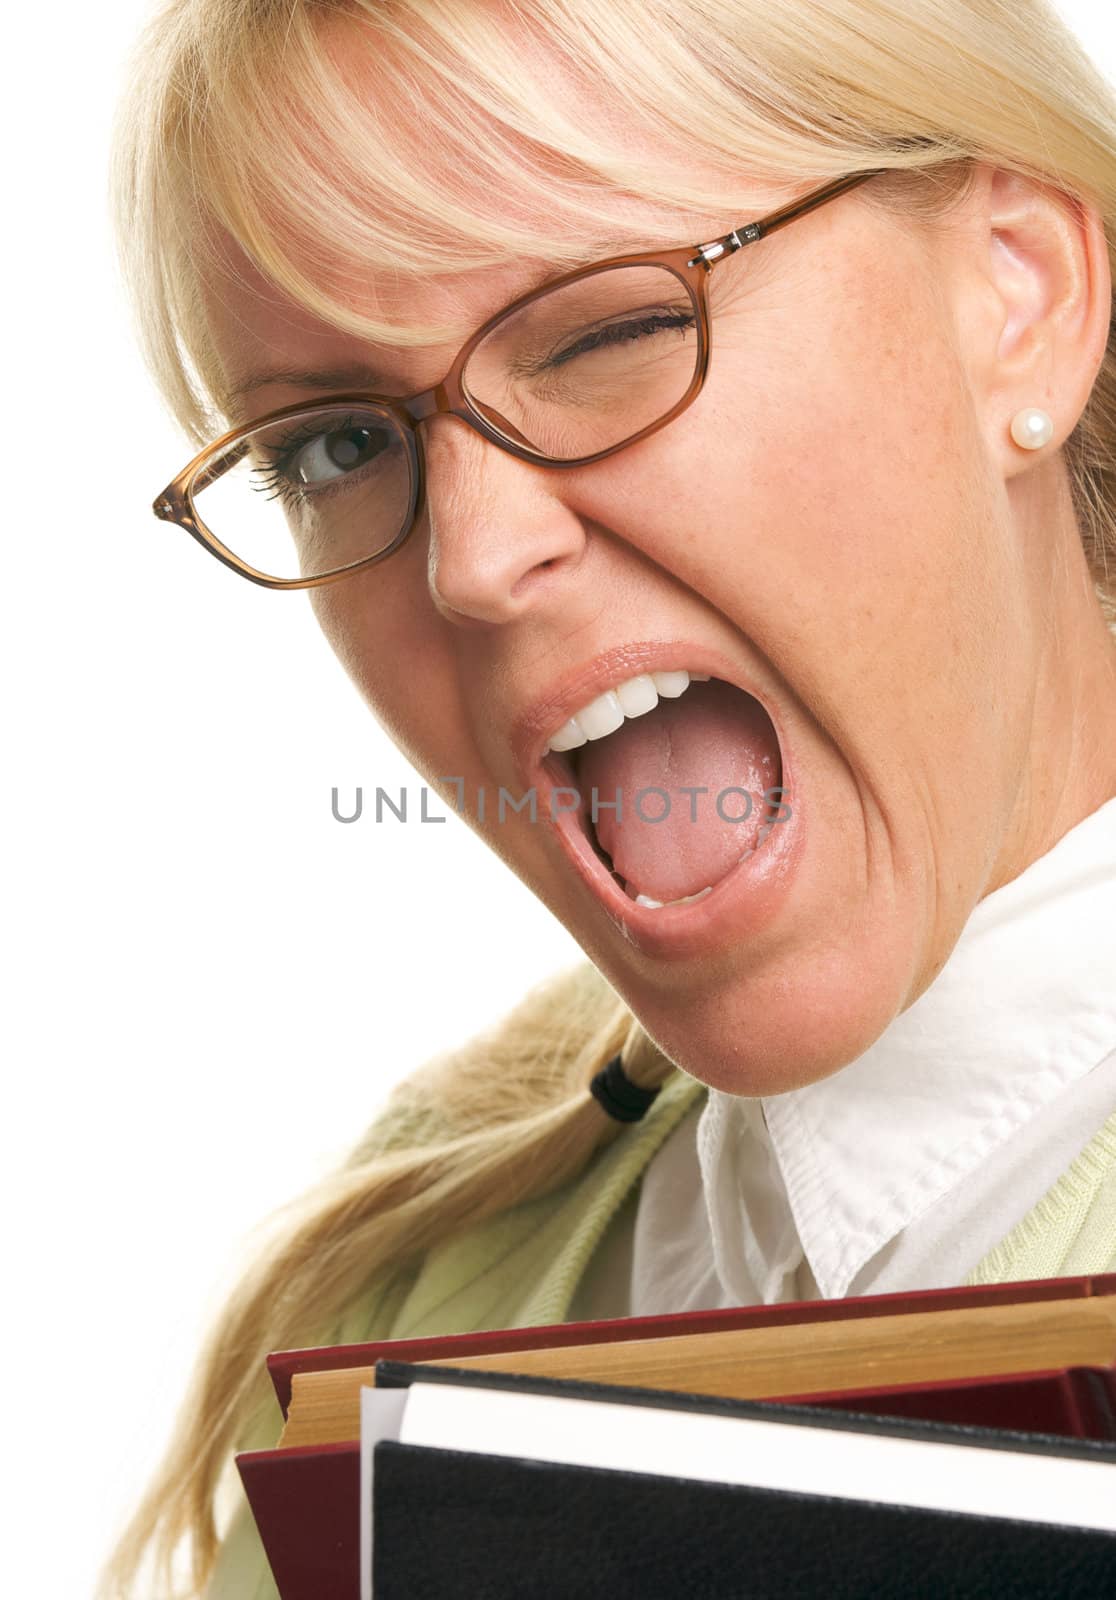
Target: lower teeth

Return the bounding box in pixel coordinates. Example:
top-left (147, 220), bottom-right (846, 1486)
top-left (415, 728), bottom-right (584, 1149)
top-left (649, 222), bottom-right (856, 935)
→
top-left (630, 885), bottom-right (712, 910)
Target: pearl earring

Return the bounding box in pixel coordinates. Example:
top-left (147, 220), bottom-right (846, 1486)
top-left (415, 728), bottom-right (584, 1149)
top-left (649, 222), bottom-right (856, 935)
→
top-left (1010, 408), bottom-right (1054, 451)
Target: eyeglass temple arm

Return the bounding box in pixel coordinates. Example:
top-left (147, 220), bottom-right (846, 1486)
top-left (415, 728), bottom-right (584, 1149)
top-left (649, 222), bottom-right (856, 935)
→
top-left (154, 439), bottom-right (250, 520)
top-left (687, 168), bottom-right (888, 269)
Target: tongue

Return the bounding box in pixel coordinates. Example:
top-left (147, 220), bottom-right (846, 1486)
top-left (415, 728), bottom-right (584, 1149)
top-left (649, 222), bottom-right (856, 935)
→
top-left (577, 680), bottom-right (781, 902)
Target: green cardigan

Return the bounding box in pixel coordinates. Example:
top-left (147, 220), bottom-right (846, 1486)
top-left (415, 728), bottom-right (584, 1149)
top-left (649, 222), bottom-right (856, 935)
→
top-left (209, 1070), bottom-right (1116, 1598)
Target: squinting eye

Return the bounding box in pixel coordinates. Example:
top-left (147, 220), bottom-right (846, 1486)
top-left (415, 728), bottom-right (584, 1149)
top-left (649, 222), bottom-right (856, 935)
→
top-left (547, 309), bottom-right (695, 369)
top-left (291, 425), bottom-right (392, 486)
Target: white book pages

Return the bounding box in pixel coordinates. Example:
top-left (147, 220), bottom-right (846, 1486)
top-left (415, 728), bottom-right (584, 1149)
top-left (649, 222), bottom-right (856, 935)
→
top-left (357, 1376), bottom-right (1116, 1593)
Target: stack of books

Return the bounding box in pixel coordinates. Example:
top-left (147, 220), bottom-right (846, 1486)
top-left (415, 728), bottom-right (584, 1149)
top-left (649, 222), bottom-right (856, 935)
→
top-left (237, 1273), bottom-right (1116, 1597)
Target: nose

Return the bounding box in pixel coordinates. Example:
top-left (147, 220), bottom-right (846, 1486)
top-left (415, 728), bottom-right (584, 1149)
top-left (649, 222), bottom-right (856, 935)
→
top-left (419, 414), bottom-right (587, 626)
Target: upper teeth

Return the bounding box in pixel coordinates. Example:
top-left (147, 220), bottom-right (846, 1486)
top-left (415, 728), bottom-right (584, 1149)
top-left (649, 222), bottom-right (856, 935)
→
top-left (546, 669), bottom-right (710, 753)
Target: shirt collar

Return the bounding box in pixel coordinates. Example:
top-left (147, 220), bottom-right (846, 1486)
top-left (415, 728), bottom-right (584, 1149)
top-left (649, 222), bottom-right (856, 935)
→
top-left (698, 797), bottom-right (1116, 1300)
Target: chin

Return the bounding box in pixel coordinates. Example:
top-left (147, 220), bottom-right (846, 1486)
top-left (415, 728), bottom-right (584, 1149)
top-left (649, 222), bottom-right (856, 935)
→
top-left (611, 936), bottom-right (916, 1098)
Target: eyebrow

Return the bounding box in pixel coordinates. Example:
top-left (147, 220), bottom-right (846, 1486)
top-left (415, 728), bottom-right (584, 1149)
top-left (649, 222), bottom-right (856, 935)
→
top-left (224, 362), bottom-right (399, 411)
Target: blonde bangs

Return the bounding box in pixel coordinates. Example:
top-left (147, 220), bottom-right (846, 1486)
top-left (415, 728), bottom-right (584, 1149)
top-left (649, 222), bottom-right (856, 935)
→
top-left (114, 0), bottom-right (974, 439)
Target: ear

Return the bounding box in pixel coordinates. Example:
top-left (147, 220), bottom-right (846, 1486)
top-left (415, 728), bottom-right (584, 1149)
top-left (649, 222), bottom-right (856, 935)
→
top-left (949, 162), bottom-right (1111, 482)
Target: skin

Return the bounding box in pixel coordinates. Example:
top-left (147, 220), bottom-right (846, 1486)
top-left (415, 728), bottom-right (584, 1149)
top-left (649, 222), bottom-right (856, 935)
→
top-left (203, 141), bottom-right (1116, 1097)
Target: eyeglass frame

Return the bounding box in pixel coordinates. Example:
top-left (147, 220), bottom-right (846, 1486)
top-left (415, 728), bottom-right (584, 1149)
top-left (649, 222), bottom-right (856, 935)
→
top-left (153, 166), bottom-right (887, 590)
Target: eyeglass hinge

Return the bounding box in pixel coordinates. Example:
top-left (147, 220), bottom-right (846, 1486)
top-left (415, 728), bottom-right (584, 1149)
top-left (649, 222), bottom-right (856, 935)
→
top-left (688, 222), bottom-right (765, 270)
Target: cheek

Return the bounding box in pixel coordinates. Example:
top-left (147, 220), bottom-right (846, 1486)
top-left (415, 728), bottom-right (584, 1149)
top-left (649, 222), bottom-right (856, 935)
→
top-left (759, 324), bottom-right (1001, 701)
top-left (652, 279), bottom-right (1002, 687)
top-left (309, 565), bottom-right (463, 768)
top-left (310, 582), bottom-right (386, 700)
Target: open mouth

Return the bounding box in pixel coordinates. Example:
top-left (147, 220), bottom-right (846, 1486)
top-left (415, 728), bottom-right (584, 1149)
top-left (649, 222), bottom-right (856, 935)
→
top-left (541, 671), bottom-right (784, 913)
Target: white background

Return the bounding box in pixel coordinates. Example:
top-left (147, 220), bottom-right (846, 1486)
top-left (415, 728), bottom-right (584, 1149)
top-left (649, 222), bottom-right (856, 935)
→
top-left (4, 4), bottom-right (1113, 1595)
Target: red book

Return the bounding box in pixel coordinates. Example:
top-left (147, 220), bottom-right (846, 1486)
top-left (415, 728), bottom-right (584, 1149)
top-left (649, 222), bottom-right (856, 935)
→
top-left (237, 1272), bottom-right (1116, 1600)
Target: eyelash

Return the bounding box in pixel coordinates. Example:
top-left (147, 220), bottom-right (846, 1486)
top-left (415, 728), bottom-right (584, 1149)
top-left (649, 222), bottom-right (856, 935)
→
top-left (546, 309), bottom-right (695, 369)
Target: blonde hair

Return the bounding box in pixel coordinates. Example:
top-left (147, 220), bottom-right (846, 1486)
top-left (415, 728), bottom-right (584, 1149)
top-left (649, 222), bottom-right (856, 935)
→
top-left (104, 1), bottom-right (1116, 1593)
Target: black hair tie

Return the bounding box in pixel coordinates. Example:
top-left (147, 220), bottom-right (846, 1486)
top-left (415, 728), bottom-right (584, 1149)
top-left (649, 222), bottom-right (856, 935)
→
top-left (589, 1053), bottom-right (661, 1123)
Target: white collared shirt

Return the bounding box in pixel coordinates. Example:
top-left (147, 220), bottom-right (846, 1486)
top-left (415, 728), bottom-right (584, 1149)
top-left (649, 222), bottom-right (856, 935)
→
top-left (570, 797), bottom-right (1116, 1319)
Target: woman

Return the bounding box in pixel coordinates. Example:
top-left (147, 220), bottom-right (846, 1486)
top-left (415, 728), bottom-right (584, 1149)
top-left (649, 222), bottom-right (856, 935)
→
top-left (102, 0), bottom-right (1116, 1595)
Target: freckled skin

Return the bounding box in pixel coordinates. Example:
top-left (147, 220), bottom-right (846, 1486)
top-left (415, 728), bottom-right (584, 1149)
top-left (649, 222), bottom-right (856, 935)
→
top-left (204, 149), bottom-right (1116, 1095)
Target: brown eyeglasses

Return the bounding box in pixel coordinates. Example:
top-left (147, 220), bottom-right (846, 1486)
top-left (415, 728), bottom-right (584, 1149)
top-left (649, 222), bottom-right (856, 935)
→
top-left (153, 167), bottom-right (886, 589)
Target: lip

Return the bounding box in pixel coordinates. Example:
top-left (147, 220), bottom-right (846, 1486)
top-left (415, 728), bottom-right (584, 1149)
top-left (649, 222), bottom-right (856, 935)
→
top-left (515, 641), bottom-right (806, 960)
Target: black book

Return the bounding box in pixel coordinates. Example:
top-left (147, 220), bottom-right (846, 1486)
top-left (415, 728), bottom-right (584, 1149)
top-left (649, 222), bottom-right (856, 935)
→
top-left (362, 1358), bottom-right (1116, 1599)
